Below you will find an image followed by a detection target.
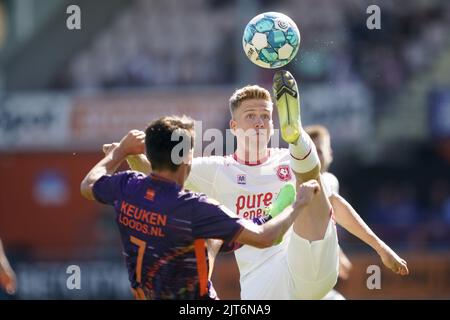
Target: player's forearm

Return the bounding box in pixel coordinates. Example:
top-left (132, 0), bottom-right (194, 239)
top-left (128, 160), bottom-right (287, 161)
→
top-left (0, 240), bottom-right (7, 270)
top-left (237, 205), bottom-right (303, 248)
top-left (0, 239), bottom-right (4, 258)
top-left (0, 241), bottom-right (12, 273)
top-left (0, 254), bottom-right (12, 273)
top-left (126, 154), bottom-right (151, 174)
top-left (261, 203), bottom-right (306, 245)
top-left (80, 146), bottom-right (128, 200)
top-left (331, 194), bottom-right (384, 252)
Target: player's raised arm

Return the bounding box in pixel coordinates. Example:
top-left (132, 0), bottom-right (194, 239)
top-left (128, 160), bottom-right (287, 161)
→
top-left (81, 130), bottom-right (145, 200)
top-left (236, 180), bottom-right (320, 248)
top-left (126, 154), bottom-right (151, 174)
top-left (330, 193), bottom-right (409, 276)
top-left (103, 136), bottom-right (151, 175)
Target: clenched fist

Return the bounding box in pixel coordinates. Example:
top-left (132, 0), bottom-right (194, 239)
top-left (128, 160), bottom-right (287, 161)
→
top-left (295, 179), bottom-right (320, 208)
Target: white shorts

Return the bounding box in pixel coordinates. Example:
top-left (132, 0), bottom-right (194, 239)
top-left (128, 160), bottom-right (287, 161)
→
top-left (322, 289), bottom-right (346, 300)
top-left (240, 219), bottom-right (339, 300)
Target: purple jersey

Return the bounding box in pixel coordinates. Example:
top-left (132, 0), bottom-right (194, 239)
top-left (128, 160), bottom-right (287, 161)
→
top-left (93, 171), bottom-right (244, 299)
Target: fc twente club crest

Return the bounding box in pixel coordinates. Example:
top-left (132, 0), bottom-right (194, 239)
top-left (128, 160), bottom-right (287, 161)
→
top-left (276, 165), bottom-right (292, 182)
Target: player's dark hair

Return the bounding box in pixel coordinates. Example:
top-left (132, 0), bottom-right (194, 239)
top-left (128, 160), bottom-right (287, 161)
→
top-left (145, 116), bottom-right (195, 172)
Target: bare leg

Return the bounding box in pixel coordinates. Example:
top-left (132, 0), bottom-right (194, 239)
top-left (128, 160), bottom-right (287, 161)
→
top-left (273, 70), bottom-right (339, 299)
top-left (273, 70), bottom-right (332, 241)
top-left (293, 170), bottom-right (332, 241)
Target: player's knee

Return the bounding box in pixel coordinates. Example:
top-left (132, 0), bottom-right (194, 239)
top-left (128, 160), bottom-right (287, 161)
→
top-left (293, 269), bottom-right (338, 300)
top-left (311, 273), bottom-right (338, 300)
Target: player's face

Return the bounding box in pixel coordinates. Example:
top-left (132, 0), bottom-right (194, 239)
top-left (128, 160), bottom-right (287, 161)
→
top-left (230, 99), bottom-right (274, 152)
top-left (312, 136), bottom-right (333, 172)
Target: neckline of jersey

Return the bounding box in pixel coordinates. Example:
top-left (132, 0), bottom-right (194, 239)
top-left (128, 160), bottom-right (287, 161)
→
top-left (232, 149), bottom-right (271, 166)
top-left (149, 173), bottom-right (182, 189)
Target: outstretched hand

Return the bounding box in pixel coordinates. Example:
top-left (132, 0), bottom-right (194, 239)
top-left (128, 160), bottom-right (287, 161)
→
top-left (377, 243), bottom-right (409, 276)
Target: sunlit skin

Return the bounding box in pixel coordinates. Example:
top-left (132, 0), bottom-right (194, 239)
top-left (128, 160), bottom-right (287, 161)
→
top-left (310, 131), bottom-right (409, 276)
top-left (230, 99), bottom-right (274, 164)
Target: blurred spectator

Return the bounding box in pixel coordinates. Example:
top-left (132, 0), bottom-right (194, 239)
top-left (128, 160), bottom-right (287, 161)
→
top-left (416, 179), bottom-right (450, 249)
top-left (368, 184), bottom-right (420, 226)
top-left (367, 183), bottom-right (420, 248)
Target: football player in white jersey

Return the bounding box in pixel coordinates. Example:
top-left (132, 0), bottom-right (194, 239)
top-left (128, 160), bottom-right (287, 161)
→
top-left (104, 71), bottom-right (408, 299)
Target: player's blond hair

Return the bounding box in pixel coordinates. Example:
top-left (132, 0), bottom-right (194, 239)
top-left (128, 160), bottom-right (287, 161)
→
top-left (229, 85), bottom-right (272, 115)
top-left (305, 125), bottom-right (330, 141)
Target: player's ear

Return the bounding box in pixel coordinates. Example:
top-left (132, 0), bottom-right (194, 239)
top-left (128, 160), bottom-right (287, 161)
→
top-left (230, 119), bottom-right (237, 136)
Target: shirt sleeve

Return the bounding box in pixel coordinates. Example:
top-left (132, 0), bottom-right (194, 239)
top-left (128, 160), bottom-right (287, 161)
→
top-left (191, 195), bottom-right (244, 243)
top-left (185, 157), bottom-right (220, 195)
top-left (92, 170), bottom-right (144, 205)
top-left (331, 173), bottom-right (340, 195)
top-left (322, 172), bottom-right (340, 196)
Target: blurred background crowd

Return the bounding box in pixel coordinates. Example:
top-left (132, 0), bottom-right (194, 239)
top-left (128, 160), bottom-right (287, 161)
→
top-left (0, 0), bottom-right (449, 299)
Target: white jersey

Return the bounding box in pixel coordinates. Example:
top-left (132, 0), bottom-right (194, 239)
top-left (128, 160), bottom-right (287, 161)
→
top-left (185, 148), bottom-right (333, 277)
top-left (322, 171), bottom-right (339, 195)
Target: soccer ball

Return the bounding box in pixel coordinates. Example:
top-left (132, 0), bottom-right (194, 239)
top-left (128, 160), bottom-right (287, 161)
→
top-left (243, 12), bottom-right (300, 69)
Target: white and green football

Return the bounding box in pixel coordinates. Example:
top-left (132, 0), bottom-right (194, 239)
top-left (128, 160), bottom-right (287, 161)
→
top-left (243, 12), bottom-right (300, 69)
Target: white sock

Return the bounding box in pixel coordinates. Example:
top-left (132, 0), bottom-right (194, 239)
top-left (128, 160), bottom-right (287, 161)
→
top-left (289, 130), bottom-right (320, 173)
